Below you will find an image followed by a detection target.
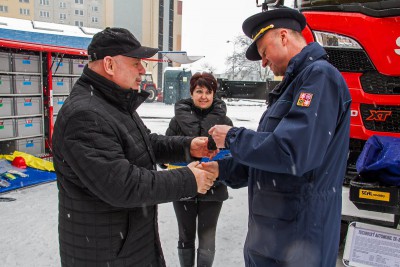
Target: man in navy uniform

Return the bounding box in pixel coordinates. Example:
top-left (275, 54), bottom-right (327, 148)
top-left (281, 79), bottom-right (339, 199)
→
top-left (203, 7), bottom-right (351, 267)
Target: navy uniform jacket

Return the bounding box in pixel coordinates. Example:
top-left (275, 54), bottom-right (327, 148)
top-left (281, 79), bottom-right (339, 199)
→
top-left (218, 42), bottom-right (351, 267)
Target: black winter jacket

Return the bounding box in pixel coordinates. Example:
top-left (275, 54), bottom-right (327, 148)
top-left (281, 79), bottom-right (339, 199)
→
top-left (52, 66), bottom-right (199, 267)
top-left (166, 98), bottom-right (232, 202)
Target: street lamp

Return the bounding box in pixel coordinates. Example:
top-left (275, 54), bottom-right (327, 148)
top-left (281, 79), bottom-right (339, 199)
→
top-left (226, 40), bottom-right (236, 80)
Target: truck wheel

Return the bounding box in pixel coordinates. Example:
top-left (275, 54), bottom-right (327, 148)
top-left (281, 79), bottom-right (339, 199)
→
top-left (145, 87), bottom-right (157, 103)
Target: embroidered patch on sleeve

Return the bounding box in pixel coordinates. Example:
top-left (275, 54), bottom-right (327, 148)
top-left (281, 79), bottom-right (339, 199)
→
top-left (297, 92), bottom-right (313, 107)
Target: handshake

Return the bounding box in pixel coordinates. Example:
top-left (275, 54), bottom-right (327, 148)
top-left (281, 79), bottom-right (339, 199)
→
top-left (188, 161), bottom-right (219, 194)
top-left (188, 125), bottom-right (233, 194)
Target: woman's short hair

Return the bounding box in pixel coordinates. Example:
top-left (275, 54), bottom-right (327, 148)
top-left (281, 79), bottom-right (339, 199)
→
top-left (190, 72), bottom-right (217, 95)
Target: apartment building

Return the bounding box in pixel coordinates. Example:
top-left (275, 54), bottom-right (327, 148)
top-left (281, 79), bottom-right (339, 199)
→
top-left (0, 0), bottom-right (183, 85)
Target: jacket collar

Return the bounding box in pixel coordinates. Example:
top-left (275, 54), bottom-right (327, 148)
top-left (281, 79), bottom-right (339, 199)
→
top-left (285, 42), bottom-right (327, 78)
top-left (80, 65), bottom-right (149, 112)
top-left (269, 42), bottom-right (327, 99)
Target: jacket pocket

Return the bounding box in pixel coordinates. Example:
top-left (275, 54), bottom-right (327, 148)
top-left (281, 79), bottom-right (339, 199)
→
top-left (252, 190), bottom-right (300, 221)
top-left (261, 100), bottom-right (291, 132)
top-left (248, 189), bottom-right (302, 262)
top-left (116, 214), bottom-right (131, 258)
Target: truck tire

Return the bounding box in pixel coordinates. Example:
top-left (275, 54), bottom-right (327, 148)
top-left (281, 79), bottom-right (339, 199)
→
top-left (145, 87), bottom-right (157, 103)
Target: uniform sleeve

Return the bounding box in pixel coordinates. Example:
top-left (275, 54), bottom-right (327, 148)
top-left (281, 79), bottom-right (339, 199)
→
top-left (227, 67), bottom-right (347, 176)
top-left (218, 157), bottom-right (249, 189)
top-left (60, 111), bottom-right (197, 208)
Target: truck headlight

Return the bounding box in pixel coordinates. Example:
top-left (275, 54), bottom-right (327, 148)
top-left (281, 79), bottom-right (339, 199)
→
top-left (313, 31), bottom-right (362, 49)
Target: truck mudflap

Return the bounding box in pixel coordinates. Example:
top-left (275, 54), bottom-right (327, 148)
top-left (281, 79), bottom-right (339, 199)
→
top-left (341, 178), bottom-right (400, 266)
top-left (342, 176), bottom-right (400, 227)
top-left (342, 186), bottom-right (397, 227)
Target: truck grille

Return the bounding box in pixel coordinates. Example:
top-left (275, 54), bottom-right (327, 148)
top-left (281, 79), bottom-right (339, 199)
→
top-left (360, 72), bottom-right (400, 95)
top-left (348, 138), bottom-right (366, 165)
top-left (325, 48), bottom-right (374, 72)
top-left (360, 104), bottom-right (400, 133)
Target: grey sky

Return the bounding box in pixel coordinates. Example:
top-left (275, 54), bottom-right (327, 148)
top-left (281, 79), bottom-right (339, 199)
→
top-left (181, 0), bottom-right (261, 73)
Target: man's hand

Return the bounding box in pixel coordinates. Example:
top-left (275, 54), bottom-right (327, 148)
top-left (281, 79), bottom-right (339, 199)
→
top-left (199, 161), bottom-right (219, 179)
top-left (188, 161), bottom-right (217, 194)
top-left (208, 125), bottom-right (233, 148)
top-left (190, 137), bottom-right (218, 159)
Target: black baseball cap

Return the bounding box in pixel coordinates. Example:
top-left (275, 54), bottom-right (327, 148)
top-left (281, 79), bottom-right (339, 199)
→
top-left (242, 8), bottom-right (306, 61)
top-left (88, 27), bottom-right (159, 61)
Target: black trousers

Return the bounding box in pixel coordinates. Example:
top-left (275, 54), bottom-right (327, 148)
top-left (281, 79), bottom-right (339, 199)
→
top-left (173, 200), bottom-right (223, 251)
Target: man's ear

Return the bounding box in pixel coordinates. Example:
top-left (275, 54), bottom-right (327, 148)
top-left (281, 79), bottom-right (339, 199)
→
top-left (103, 56), bottom-right (114, 75)
top-left (280, 29), bottom-right (289, 46)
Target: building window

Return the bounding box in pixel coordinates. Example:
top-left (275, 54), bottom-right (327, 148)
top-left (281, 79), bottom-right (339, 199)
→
top-left (40, 0), bottom-right (49, 5)
top-left (91, 17), bottom-right (98, 23)
top-left (19, 0), bottom-right (29, 3)
top-left (60, 13), bottom-right (66, 20)
top-left (75, 0), bottom-right (83, 4)
top-left (75, 21), bottom-right (83, 27)
top-left (74, 9), bottom-right (84, 16)
top-left (19, 8), bottom-right (30, 15)
top-left (92, 6), bottom-right (98, 12)
top-left (60, 2), bottom-right (66, 8)
top-left (0, 5), bottom-right (8, 12)
top-left (178, 1), bottom-right (182, 15)
top-left (40, 10), bottom-right (50, 17)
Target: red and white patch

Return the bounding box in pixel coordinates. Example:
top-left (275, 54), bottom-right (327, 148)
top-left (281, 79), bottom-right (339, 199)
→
top-left (297, 92), bottom-right (313, 107)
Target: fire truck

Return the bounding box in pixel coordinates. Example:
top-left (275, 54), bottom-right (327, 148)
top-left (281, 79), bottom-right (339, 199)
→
top-left (255, 0), bottom-right (400, 265)
top-left (255, 0), bottom-right (400, 170)
top-left (140, 72), bottom-right (161, 103)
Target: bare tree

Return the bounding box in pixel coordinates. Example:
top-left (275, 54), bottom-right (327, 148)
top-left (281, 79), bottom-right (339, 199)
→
top-left (225, 35), bottom-right (273, 81)
top-left (200, 62), bottom-right (217, 74)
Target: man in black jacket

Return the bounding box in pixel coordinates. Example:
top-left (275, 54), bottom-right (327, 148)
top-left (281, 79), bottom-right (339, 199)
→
top-left (52, 27), bottom-right (217, 267)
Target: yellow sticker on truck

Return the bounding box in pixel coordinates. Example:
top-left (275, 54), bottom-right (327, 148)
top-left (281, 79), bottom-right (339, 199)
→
top-left (359, 189), bottom-right (390, 202)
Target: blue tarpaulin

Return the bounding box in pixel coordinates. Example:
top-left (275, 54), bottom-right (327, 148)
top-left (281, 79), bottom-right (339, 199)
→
top-left (356, 135), bottom-right (400, 186)
top-left (0, 167), bottom-right (56, 194)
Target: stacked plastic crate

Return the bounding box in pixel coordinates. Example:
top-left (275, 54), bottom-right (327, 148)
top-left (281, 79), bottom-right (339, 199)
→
top-left (0, 50), bottom-right (44, 156)
top-left (51, 56), bottom-right (87, 125)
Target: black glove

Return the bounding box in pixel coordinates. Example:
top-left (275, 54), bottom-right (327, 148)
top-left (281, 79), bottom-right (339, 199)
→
top-left (207, 136), bottom-right (218, 151)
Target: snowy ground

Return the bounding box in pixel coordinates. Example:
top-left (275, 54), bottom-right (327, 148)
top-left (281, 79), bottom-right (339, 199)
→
top-left (0, 101), bottom-right (345, 266)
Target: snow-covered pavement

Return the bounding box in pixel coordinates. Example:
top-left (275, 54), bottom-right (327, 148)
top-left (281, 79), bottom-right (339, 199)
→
top-left (0, 101), bottom-right (345, 266)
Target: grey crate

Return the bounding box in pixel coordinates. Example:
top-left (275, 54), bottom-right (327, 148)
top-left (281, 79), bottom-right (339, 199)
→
top-left (15, 76), bottom-right (41, 94)
top-left (71, 77), bottom-right (79, 92)
top-left (53, 96), bottom-right (68, 114)
top-left (16, 137), bottom-right (44, 156)
top-left (71, 77), bottom-right (79, 87)
top-left (0, 52), bottom-right (11, 72)
top-left (0, 75), bottom-right (13, 94)
top-left (52, 77), bottom-right (70, 94)
top-left (0, 97), bottom-right (14, 116)
top-left (52, 57), bottom-right (71, 74)
top-left (72, 58), bottom-right (88, 75)
top-left (15, 97), bottom-right (42, 115)
top-left (13, 54), bottom-right (40, 73)
top-left (16, 117), bottom-right (43, 137)
top-left (0, 119), bottom-right (15, 139)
